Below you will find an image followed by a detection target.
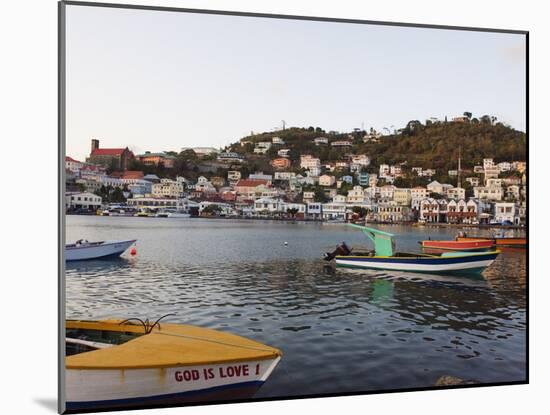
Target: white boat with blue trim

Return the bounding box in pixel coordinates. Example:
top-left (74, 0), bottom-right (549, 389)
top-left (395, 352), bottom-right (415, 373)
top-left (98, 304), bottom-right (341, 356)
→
top-left (65, 318), bottom-right (282, 411)
top-left (324, 224), bottom-right (499, 274)
top-left (65, 239), bottom-right (136, 261)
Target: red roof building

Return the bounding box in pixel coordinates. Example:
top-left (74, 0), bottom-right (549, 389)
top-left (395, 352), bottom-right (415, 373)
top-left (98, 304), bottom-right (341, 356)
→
top-left (86, 139), bottom-right (134, 171)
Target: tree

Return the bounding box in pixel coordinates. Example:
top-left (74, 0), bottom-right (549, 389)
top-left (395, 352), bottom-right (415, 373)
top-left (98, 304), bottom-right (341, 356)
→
top-left (463, 111), bottom-right (472, 120)
top-left (286, 208), bottom-right (299, 218)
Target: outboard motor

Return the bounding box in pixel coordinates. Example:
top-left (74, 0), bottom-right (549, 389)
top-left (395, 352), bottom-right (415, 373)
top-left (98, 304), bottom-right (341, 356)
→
top-left (323, 242), bottom-right (352, 261)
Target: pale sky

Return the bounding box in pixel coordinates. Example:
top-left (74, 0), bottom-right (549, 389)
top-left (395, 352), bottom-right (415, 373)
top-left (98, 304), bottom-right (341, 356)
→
top-left (65, 4), bottom-right (526, 162)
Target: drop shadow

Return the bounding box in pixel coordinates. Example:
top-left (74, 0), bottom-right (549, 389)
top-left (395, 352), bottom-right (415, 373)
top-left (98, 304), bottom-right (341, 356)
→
top-left (34, 398), bottom-right (57, 412)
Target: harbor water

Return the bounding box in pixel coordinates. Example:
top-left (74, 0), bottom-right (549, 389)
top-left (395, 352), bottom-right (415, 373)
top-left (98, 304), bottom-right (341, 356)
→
top-left (65, 216), bottom-right (527, 397)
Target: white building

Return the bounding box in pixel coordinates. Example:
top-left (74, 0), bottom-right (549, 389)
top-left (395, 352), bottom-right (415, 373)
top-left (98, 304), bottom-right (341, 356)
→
top-left (346, 186), bottom-right (365, 204)
top-left (249, 172), bottom-right (273, 184)
top-left (227, 171), bottom-right (242, 185)
top-left (322, 202), bottom-right (347, 220)
top-left (300, 155), bottom-right (321, 170)
top-left (494, 202), bottom-right (519, 224)
top-left (466, 177), bottom-right (480, 187)
top-left (272, 137), bottom-right (285, 145)
top-left (66, 192), bottom-right (102, 210)
top-left (314, 137), bottom-right (329, 145)
top-left (274, 172), bottom-right (296, 181)
top-left (447, 187), bottom-right (466, 200)
top-left (411, 187), bottom-right (428, 200)
top-left (474, 186), bottom-right (503, 201)
top-left (254, 142), bottom-right (272, 154)
top-left (277, 149), bottom-right (291, 158)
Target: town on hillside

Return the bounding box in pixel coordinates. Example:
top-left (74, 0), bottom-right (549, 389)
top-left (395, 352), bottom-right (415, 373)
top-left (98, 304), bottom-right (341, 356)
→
top-left (65, 116), bottom-right (527, 226)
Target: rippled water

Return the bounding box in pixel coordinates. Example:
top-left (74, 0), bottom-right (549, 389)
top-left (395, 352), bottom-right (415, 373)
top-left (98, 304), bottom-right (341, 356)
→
top-left (65, 216), bottom-right (527, 397)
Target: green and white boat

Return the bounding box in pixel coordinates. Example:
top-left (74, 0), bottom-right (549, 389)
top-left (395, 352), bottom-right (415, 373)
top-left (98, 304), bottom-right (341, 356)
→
top-left (324, 224), bottom-right (500, 274)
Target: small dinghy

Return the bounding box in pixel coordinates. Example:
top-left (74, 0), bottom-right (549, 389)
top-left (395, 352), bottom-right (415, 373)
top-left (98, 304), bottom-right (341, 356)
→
top-left (65, 239), bottom-right (136, 261)
top-left (324, 224), bottom-right (499, 274)
top-left (65, 317), bottom-right (282, 411)
top-left (456, 236), bottom-right (526, 248)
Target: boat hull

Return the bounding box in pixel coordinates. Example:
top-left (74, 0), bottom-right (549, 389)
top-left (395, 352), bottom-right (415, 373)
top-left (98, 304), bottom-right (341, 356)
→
top-left (456, 236), bottom-right (526, 248)
top-left (66, 357), bottom-right (281, 412)
top-left (335, 252), bottom-right (499, 274)
top-left (421, 239), bottom-right (494, 251)
top-left (65, 240), bottom-right (136, 261)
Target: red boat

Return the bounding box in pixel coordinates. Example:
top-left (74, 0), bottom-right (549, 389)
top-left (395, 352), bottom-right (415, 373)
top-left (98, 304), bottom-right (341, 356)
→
top-left (456, 236), bottom-right (526, 248)
top-left (421, 239), bottom-right (495, 251)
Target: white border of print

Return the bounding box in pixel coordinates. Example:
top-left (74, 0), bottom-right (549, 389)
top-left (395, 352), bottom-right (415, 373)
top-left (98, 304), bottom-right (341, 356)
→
top-left (1, 0), bottom-right (544, 415)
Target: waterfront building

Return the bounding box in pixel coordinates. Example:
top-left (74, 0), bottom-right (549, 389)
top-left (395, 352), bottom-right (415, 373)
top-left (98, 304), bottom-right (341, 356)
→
top-left (86, 139), bottom-right (135, 171)
top-left (306, 203), bottom-right (323, 219)
top-left (271, 158), bottom-right (292, 169)
top-left (419, 198), bottom-right (448, 223)
top-left (217, 151), bottom-right (244, 163)
top-left (375, 203), bottom-right (413, 223)
top-left (319, 175), bottom-right (336, 187)
top-left (66, 192), bottom-right (102, 211)
top-left (136, 152), bottom-right (175, 168)
top-left (446, 199), bottom-right (479, 224)
top-left (322, 201), bottom-right (347, 220)
top-left (494, 202), bottom-right (519, 224)
top-left (254, 197), bottom-right (283, 214)
top-left (280, 202), bottom-right (306, 218)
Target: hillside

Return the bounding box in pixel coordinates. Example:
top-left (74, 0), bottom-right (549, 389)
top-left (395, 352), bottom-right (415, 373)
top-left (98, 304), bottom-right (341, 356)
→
top-left (227, 119), bottom-right (526, 174)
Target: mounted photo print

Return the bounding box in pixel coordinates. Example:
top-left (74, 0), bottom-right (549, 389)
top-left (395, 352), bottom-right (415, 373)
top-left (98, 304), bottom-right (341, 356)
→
top-left (59, 1), bottom-right (528, 413)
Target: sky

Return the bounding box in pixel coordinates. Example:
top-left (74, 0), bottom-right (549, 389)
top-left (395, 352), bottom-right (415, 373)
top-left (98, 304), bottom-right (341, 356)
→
top-left (65, 4), bottom-right (526, 162)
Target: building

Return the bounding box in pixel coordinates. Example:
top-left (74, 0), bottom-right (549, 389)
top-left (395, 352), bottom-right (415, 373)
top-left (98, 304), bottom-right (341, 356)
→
top-left (447, 187), bottom-right (466, 200)
top-left (330, 140), bottom-right (353, 148)
top-left (319, 175), bottom-right (336, 187)
top-left (271, 158), bottom-right (292, 169)
top-left (380, 185), bottom-right (396, 199)
top-left (65, 156), bottom-right (84, 173)
top-left (210, 176), bottom-right (225, 188)
top-left (375, 203), bottom-right (413, 222)
top-left (274, 172), bottom-right (296, 181)
top-left (322, 201), bottom-right (347, 220)
top-left (234, 179), bottom-right (270, 200)
top-left (506, 185), bottom-right (521, 201)
top-left (272, 137), bottom-right (285, 145)
top-left (379, 164), bottom-right (390, 178)
top-left (277, 149), bottom-right (291, 158)
top-left (497, 161), bottom-right (512, 172)
top-left (128, 180), bottom-right (152, 196)
top-left (217, 152), bottom-right (244, 163)
top-left (300, 155), bottom-right (321, 170)
top-left (254, 142), bottom-right (272, 154)
top-left (152, 179), bottom-right (184, 198)
top-left (253, 198), bottom-right (282, 215)
top-left (452, 115), bottom-right (469, 123)
top-left (86, 139), bottom-right (135, 170)
top-left (249, 172), bottom-right (273, 183)
top-left (136, 152), bottom-right (175, 168)
top-left (346, 186), bottom-right (365, 204)
top-left (303, 191), bottom-right (315, 203)
top-left (494, 202), bottom-right (519, 224)
top-left (411, 187), bottom-right (428, 200)
top-left (446, 199), bottom-right (479, 224)
top-left (474, 186), bottom-right (503, 201)
top-left (419, 198), bottom-right (448, 223)
top-left (393, 188), bottom-right (412, 206)
top-left (341, 175), bottom-right (353, 184)
top-left (306, 203), bottom-right (323, 219)
top-left (466, 177), bottom-right (480, 187)
top-left (314, 137), bottom-right (329, 145)
top-left (66, 192), bottom-right (102, 211)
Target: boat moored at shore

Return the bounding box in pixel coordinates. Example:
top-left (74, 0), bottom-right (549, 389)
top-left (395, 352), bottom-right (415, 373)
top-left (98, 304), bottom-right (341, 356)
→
top-left (420, 239), bottom-right (494, 251)
top-left (65, 318), bottom-right (282, 412)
